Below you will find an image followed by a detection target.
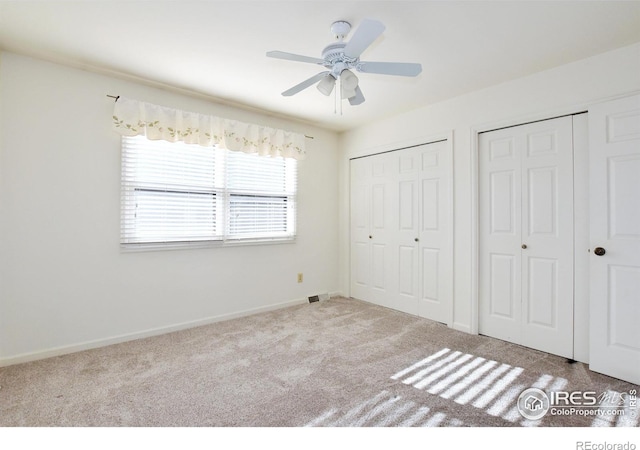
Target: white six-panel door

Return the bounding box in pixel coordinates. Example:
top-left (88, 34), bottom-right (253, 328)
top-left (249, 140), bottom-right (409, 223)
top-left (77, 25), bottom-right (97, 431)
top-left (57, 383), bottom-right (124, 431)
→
top-left (479, 116), bottom-right (574, 358)
top-left (396, 148), bottom-right (421, 315)
top-left (417, 141), bottom-right (452, 323)
top-left (589, 94), bottom-right (640, 384)
top-left (350, 157), bottom-right (373, 304)
top-left (350, 140), bottom-right (452, 324)
top-left (350, 154), bottom-right (397, 309)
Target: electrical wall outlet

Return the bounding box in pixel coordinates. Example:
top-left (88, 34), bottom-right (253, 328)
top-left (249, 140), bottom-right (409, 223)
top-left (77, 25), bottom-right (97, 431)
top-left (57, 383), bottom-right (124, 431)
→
top-left (297, 273), bottom-right (303, 283)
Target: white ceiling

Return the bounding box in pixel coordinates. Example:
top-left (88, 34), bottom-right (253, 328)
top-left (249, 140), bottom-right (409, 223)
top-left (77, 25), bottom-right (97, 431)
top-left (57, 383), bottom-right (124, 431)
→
top-left (1, 1), bottom-right (639, 132)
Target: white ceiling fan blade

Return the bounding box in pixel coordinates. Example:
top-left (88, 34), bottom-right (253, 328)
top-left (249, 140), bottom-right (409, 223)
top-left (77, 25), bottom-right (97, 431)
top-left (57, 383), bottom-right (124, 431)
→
top-left (343, 19), bottom-right (385, 59)
top-left (348, 86), bottom-right (365, 106)
top-left (281, 71), bottom-right (330, 96)
top-left (266, 50), bottom-right (325, 65)
top-left (357, 61), bottom-right (422, 77)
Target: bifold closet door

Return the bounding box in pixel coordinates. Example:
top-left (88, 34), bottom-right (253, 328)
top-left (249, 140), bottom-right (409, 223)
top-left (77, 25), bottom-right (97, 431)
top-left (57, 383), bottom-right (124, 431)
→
top-left (350, 140), bottom-right (452, 323)
top-left (392, 141), bottom-right (452, 319)
top-left (350, 156), bottom-right (373, 304)
top-left (479, 116), bottom-right (574, 359)
top-left (350, 153), bottom-right (399, 310)
top-left (415, 141), bottom-right (452, 324)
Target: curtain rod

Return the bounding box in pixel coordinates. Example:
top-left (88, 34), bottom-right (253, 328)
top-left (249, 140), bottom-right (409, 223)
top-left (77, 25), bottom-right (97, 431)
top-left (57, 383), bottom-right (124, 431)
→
top-left (106, 94), bottom-right (314, 139)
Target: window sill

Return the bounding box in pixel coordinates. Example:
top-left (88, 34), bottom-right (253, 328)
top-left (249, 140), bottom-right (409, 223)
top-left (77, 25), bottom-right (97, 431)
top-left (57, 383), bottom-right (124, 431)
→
top-left (120, 237), bottom-right (296, 253)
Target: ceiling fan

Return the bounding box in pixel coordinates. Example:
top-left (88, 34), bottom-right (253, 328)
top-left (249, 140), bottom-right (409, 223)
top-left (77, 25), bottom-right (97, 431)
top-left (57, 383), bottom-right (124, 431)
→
top-left (266, 19), bottom-right (422, 106)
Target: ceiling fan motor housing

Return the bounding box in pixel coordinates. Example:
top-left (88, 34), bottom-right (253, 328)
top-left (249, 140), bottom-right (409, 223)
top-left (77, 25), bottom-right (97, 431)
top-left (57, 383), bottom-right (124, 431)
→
top-left (322, 43), bottom-right (359, 77)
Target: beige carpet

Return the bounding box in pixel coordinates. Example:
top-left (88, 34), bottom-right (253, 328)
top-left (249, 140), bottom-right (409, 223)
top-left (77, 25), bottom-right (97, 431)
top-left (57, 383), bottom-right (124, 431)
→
top-left (0, 297), bottom-right (638, 427)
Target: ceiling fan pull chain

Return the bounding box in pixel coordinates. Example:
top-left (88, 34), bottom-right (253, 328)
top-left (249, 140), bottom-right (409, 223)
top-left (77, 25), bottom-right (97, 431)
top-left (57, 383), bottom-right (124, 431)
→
top-left (339, 77), bottom-right (343, 115)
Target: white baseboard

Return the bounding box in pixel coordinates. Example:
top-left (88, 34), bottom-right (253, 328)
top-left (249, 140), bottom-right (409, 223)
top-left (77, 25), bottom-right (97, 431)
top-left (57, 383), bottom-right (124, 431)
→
top-left (0, 297), bottom-right (308, 367)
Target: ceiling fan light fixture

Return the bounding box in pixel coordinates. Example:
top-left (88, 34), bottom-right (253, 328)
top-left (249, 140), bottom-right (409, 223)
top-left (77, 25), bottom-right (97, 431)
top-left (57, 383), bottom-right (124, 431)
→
top-left (340, 69), bottom-right (359, 99)
top-left (317, 74), bottom-right (336, 96)
top-left (268, 18), bottom-right (422, 107)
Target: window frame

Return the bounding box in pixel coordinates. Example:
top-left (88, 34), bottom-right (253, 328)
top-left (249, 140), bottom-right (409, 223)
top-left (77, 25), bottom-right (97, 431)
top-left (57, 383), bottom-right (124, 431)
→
top-left (120, 135), bottom-right (297, 251)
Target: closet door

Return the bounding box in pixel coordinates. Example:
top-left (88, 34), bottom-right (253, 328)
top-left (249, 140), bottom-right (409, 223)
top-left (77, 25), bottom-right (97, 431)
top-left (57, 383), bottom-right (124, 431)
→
top-left (393, 148), bottom-right (420, 315)
top-left (369, 153), bottom-right (398, 308)
top-left (350, 157), bottom-right (372, 303)
top-left (350, 141), bottom-right (452, 323)
top-left (479, 116), bottom-right (574, 358)
top-left (417, 141), bottom-right (452, 324)
top-left (479, 128), bottom-right (523, 345)
top-left (589, 94), bottom-right (640, 384)
top-left (349, 153), bottom-right (397, 308)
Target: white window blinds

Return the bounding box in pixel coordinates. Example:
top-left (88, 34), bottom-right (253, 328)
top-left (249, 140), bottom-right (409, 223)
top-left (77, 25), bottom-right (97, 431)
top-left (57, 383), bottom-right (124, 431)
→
top-left (121, 135), bottom-right (296, 247)
top-left (226, 151), bottom-right (297, 240)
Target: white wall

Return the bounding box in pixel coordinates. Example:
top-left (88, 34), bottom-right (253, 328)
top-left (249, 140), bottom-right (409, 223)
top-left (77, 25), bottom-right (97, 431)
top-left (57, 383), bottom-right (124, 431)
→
top-left (339, 43), bottom-right (640, 358)
top-left (3, 41), bottom-right (639, 367)
top-left (0, 52), bottom-right (340, 365)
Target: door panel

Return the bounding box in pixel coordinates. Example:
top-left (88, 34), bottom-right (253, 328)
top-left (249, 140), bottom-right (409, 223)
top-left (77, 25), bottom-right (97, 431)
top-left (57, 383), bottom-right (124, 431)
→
top-left (608, 155), bottom-right (640, 239)
top-left (526, 257), bottom-right (557, 327)
top-left (352, 184), bottom-right (368, 230)
top-left (397, 160), bottom-right (418, 303)
top-left (372, 244), bottom-right (386, 290)
top-left (489, 253), bottom-right (517, 319)
top-left (398, 245), bottom-right (416, 296)
top-left (371, 184), bottom-right (386, 230)
top-left (480, 129), bottom-right (523, 346)
top-left (527, 129), bottom-right (558, 157)
top-left (352, 242), bottom-right (369, 286)
top-left (394, 149), bottom-right (419, 314)
top-left (527, 167), bottom-right (557, 236)
top-left (349, 140), bottom-right (452, 322)
top-left (589, 94), bottom-right (640, 384)
top-left (371, 155), bottom-right (397, 308)
top-left (479, 116), bottom-right (574, 358)
top-left (608, 265), bottom-right (640, 349)
top-left (399, 181), bottom-right (416, 231)
top-left (418, 141), bottom-right (452, 324)
top-left (489, 137), bottom-right (514, 161)
top-left (490, 170), bottom-right (516, 234)
top-left (421, 179), bottom-right (439, 231)
top-left (421, 248), bottom-right (439, 301)
top-left (350, 158), bottom-right (371, 302)
top-left (521, 117), bottom-right (574, 358)
top-left (422, 149), bottom-right (439, 169)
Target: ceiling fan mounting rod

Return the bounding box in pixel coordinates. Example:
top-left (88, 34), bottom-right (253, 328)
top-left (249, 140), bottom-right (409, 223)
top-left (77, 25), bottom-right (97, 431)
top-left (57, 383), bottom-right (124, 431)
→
top-left (330, 20), bottom-right (351, 40)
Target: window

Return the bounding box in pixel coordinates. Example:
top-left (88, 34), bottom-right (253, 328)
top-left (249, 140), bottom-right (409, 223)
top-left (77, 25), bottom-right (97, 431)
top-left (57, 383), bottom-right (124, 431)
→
top-left (121, 135), bottom-right (296, 247)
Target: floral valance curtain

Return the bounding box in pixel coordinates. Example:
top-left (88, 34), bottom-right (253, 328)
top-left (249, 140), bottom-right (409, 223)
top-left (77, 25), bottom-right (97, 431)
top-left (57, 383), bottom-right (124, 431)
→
top-left (112, 97), bottom-right (306, 160)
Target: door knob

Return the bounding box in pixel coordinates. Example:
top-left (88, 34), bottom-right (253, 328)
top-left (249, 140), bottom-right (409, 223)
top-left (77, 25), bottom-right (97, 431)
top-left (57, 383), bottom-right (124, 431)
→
top-left (414, 238), bottom-right (419, 242)
top-left (594, 247), bottom-right (606, 256)
top-left (369, 235), bottom-right (372, 239)
top-left (521, 244), bottom-right (527, 249)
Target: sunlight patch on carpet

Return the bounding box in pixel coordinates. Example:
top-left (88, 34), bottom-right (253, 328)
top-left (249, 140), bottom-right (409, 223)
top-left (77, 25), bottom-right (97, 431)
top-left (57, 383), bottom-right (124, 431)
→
top-left (390, 348), bottom-right (573, 426)
top-left (304, 390), bottom-right (465, 427)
